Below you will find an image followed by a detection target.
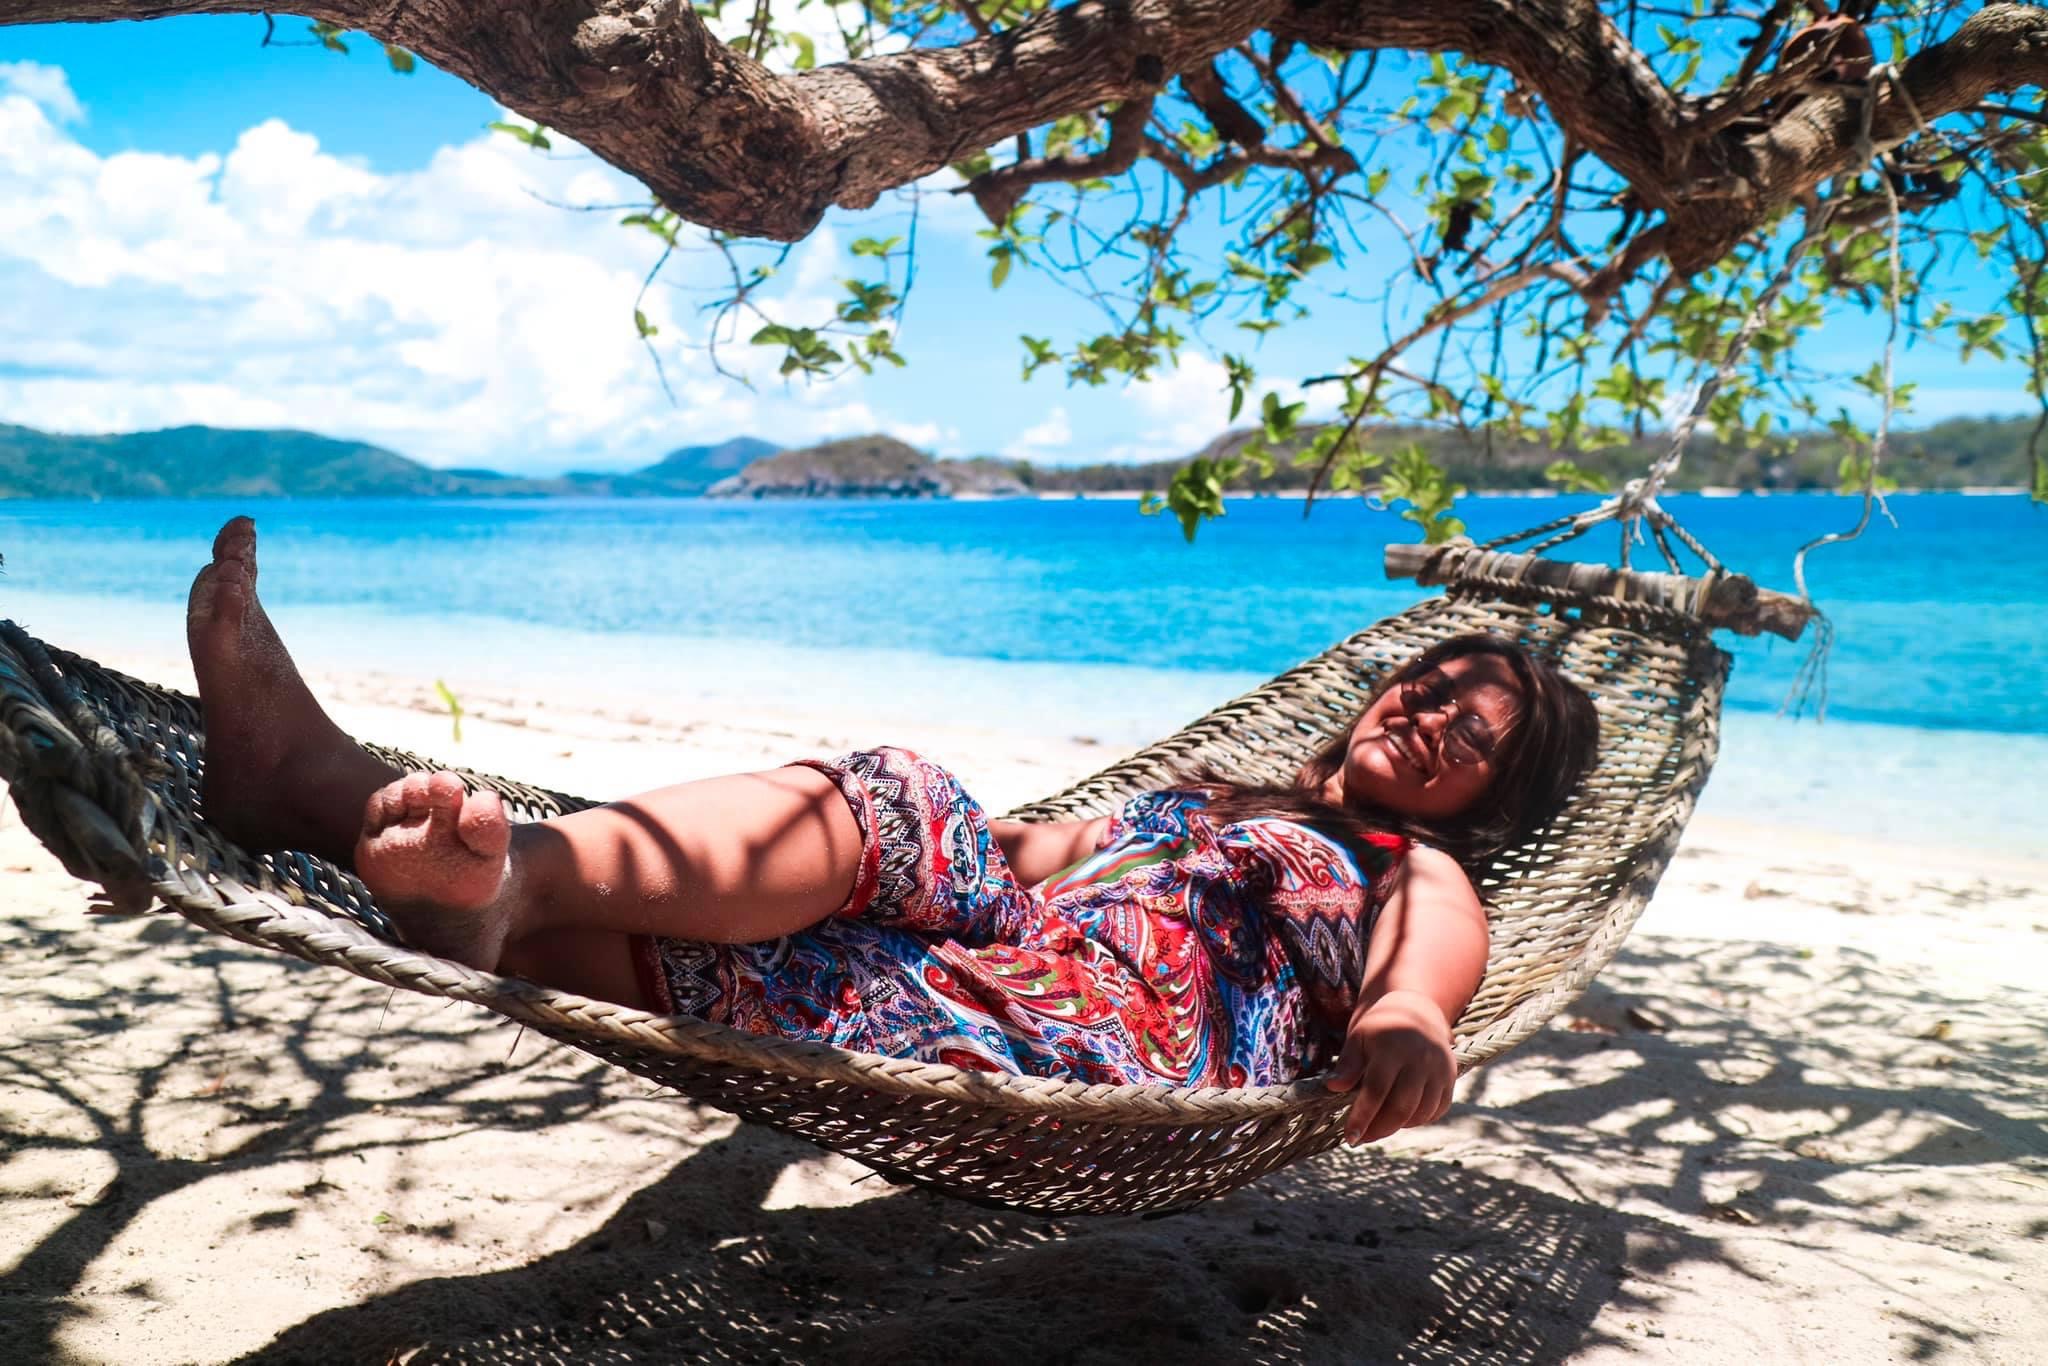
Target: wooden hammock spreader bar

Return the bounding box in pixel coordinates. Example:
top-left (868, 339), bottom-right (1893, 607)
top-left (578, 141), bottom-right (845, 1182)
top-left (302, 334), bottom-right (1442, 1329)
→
top-left (1385, 542), bottom-right (1815, 642)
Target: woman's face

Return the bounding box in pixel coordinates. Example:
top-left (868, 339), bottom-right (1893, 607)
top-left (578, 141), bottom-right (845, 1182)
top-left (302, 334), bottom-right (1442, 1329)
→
top-left (1322, 653), bottom-right (1524, 819)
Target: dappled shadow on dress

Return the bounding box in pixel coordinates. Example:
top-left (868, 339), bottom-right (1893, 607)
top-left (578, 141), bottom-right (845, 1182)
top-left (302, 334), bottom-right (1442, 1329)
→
top-left (239, 1125), bottom-right (1667, 1366)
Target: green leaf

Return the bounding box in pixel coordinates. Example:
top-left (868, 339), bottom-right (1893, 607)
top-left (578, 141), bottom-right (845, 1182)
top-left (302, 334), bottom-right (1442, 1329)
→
top-left (382, 44), bottom-right (416, 74)
top-left (618, 211), bottom-right (679, 246)
top-left (1224, 354), bottom-right (1256, 423)
top-left (850, 235), bottom-right (903, 259)
top-left (750, 323), bottom-right (794, 346)
top-left (990, 248), bottom-right (1013, 290)
top-left (788, 32), bottom-right (817, 71)
top-left (487, 120), bottom-right (552, 152)
top-left (1836, 452), bottom-right (1900, 496)
top-left (1543, 459), bottom-right (1612, 494)
top-left (308, 20), bottom-right (348, 54)
top-left (1259, 390), bottom-right (1305, 443)
top-left (1160, 456), bottom-right (1242, 542)
top-left (1020, 334), bottom-right (1057, 381)
top-left (634, 309), bottom-right (658, 339)
top-left (1378, 443), bottom-right (1467, 543)
top-left (433, 679), bottom-right (464, 744)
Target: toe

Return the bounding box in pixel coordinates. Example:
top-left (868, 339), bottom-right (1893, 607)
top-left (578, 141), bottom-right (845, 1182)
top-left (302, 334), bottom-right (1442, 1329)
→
top-left (397, 772), bottom-right (435, 819)
top-left (187, 559), bottom-right (250, 631)
top-left (362, 783), bottom-right (398, 834)
top-left (424, 771), bottom-right (468, 825)
top-left (455, 790), bottom-right (510, 860)
top-left (212, 516), bottom-right (257, 566)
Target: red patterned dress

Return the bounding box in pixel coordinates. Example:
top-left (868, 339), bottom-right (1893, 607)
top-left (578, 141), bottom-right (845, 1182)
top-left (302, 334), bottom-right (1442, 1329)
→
top-left (633, 747), bottom-right (1408, 1088)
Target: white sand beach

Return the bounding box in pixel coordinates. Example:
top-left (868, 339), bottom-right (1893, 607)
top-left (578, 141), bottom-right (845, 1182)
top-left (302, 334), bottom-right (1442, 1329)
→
top-left (4, 642), bottom-right (2045, 1364)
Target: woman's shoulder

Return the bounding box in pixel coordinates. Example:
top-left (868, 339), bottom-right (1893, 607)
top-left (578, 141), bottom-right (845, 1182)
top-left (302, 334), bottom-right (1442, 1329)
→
top-left (1395, 842), bottom-right (1483, 908)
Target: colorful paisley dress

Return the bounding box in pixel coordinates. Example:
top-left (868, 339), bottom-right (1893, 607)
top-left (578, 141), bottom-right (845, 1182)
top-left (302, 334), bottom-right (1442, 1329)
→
top-left (632, 747), bottom-right (1409, 1088)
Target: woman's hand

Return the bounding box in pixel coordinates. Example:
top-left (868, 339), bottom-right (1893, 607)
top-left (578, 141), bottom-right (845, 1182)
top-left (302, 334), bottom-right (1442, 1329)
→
top-left (1324, 988), bottom-right (1458, 1145)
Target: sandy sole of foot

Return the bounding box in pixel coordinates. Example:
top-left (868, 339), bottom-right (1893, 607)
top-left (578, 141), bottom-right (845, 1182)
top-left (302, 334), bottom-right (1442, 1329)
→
top-left (2, 651), bottom-right (2044, 1365)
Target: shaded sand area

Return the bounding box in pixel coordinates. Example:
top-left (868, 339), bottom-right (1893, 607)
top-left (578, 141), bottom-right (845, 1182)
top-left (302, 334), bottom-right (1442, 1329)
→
top-left (4, 650), bottom-right (2045, 1364)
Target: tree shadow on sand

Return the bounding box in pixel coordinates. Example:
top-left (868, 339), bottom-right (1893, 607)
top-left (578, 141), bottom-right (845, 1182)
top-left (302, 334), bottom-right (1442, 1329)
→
top-left (10, 855), bottom-right (2040, 1366)
top-left (0, 899), bottom-right (628, 1366)
top-left (241, 1125), bottom-right (1671, 1366)
top-left (242, 931), bottom-right (2047, 1366)
top-left (1461, 937), bottom-right (2046, 1228)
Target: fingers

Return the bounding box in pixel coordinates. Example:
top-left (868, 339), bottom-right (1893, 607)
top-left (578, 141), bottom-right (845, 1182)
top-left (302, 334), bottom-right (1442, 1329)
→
top-left (1326, 1029), bottom-right (1369, 1093)
top-left (1342, 1067), bottom-right (1458, 1145)
top-left (1349, 1075), bottom-right (1425, 1146)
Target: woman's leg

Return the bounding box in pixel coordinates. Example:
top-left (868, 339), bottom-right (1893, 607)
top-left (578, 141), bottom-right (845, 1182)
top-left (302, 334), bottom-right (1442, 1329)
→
top-left (187, 517), bottom-right (405, 862)
top-left (185, 516), bottom-right (865, 998)
top-left (352, 764), bottom-right (864, 982)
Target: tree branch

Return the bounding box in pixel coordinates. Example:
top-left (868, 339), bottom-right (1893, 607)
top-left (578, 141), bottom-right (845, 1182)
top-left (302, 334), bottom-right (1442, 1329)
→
top-left (1178, 60), bottom-right (1266, 147)
top-left (8, 0), bottom-right (2046, 274)
top-left (965, 96), bottom-right (1156, 223)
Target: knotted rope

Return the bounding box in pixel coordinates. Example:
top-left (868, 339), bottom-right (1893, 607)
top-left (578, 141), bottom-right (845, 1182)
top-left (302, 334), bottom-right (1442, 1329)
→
top-left (0, 621), bottom-right (156, 898)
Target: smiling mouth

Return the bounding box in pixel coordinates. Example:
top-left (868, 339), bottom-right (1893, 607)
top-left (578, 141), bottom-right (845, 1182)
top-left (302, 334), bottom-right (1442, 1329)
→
top-left (1384, 729), bottom-right (1434, 777)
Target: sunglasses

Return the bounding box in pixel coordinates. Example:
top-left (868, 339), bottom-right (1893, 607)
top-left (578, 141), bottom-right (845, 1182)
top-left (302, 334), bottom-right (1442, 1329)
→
top-left (1397, 672), bottom-right (1501, 767)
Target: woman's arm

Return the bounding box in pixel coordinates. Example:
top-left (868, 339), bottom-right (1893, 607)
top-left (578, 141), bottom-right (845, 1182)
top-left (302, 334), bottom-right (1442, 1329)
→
top-left (1324, 846), bottom-right (1490, 1144)
top-left (989, 816), bottom-right (1113, 887)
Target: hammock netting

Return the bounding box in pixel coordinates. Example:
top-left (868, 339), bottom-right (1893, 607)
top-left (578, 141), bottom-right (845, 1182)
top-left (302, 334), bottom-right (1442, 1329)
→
top-left (0, 543), bottom-right (1806, 1215)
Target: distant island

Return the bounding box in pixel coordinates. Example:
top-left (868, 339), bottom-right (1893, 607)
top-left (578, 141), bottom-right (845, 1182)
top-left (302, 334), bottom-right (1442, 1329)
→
top-left (0, 425), bottom-right (781, 500)
top-left (705, 436), bottom-right (1029, 498)
top-left (1, 413), bottom-right (2039, 502)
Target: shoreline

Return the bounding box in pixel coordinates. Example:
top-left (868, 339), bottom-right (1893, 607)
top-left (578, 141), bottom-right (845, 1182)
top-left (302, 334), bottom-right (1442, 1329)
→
top-left (1, 485), bottom-right (2035, 504)
top-left (10, 609), bottom-right (2045, 868)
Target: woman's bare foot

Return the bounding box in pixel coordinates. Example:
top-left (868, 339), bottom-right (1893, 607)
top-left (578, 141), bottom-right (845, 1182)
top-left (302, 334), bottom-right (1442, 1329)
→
top-left (355, 771), bottom-right (519, 970)
top-left (186, 517), bottom-right (399, 861)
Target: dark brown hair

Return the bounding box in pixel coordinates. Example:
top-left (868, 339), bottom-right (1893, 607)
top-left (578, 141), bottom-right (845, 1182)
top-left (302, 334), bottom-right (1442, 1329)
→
top-left (1186, 634), bottom-right (1600, 866)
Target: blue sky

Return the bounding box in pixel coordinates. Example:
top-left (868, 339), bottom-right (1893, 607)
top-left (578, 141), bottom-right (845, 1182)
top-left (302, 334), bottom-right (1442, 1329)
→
top-left (0, 13), bottom-right (2036, 474)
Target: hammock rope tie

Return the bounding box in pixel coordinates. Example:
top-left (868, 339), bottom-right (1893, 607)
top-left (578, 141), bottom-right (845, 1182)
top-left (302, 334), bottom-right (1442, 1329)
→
top-left (0, 548), bottom-right (1814, 1214)
top-left (1782, 60), bottom-right (1926, 717)
top-left (0, 620), bottom-right (153, 891)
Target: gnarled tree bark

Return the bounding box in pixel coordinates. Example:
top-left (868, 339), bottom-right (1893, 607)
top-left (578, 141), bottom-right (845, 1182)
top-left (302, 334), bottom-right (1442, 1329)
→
top-left (5, 0), bottom-right (2046, 286)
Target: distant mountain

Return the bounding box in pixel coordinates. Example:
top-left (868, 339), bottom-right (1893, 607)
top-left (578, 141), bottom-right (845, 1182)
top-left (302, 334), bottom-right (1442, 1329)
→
top-left (707, 436), bottom-right (1030, 498)
top-left (0, 423), bottom-right (787, 500)
top-left (635, 436), bottom-right (780, 494)
top-left (1020, 414), bottom-right (2046, 494)
top-left (5, 412), bottom-right (2035, 502)
top-left (0, 424), bottom-right (454, 499)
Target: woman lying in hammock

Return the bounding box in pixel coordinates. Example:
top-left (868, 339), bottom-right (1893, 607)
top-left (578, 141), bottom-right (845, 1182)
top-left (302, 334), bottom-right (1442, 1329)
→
top-left (186, 518), bottom-right (1598, 1145)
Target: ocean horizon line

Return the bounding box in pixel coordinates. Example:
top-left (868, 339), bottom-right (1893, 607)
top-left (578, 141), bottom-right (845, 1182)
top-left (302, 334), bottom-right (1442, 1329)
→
top-left (1, 484), bottom-right (2037, 505)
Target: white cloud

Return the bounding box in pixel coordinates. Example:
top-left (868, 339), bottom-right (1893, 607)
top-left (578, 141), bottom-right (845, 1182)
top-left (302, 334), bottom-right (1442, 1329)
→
top-left (1004, 405), bottom-right (1071, 460)
top-left (1096, 354), bottom-right (1312, 463)
top-left (696, 0), bottom-right (907, 72)
top-left (0, 85), bottom-right (939, 471)
top-left (0, 62), bottom-right (84, 124)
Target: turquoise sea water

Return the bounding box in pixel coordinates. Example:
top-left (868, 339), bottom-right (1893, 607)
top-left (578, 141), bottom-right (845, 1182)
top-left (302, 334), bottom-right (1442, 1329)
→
top-left (1, 493), bottom-right (2042, 855)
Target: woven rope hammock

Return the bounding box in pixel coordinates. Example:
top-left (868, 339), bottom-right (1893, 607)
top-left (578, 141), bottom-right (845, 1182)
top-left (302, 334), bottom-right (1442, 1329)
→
top-left (0, 540), bottom-right (1810, 1215)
